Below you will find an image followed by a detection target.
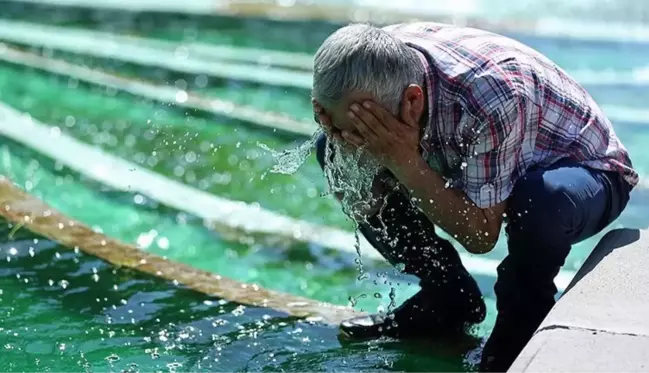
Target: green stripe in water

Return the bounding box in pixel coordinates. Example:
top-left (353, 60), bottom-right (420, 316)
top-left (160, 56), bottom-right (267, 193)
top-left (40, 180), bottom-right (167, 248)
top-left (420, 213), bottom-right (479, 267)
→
top-left (2, 60), bottom-right (645, 268)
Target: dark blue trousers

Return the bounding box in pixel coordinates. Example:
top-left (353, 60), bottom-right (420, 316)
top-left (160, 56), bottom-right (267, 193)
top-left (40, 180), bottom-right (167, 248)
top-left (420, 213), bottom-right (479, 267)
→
top-left (315, 134), bottom-right (632, 371)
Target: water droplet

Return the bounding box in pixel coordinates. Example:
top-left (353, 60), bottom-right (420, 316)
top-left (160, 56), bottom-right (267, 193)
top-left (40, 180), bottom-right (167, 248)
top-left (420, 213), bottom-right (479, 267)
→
top-left (184, 151), bottom-right (197, 163)
top-left (157, 237), bottom-right (170, 250)
top-left (175, 90), bottom-right (188, 103)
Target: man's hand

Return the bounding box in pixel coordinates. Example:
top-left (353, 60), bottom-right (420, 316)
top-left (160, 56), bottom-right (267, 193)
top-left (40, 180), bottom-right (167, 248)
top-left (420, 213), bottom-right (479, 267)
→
top-left (342, 100), bottom-right (420, 174)
top-left (312, 99), bottom-right (398, 220)
top-left (340, 100), bottom-right (503, 254)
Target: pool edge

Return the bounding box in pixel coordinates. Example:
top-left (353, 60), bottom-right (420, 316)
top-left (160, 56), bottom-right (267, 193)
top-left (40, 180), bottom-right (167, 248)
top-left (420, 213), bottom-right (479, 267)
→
top-left (509, 227), bottom-right (649, 372)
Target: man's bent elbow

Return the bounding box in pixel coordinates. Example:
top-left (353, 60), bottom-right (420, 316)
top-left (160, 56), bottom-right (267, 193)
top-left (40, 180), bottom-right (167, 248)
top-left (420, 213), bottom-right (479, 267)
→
top-left (464, 226), bottom-right (500, 254)
top-left (465, 237), bottom-right (497, 254)
top-left (465, 207), bottom-right (504, 254)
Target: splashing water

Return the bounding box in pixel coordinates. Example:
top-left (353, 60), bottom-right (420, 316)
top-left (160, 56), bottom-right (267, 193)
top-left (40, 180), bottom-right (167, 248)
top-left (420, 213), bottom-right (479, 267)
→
top-left (321, 139), bottom-right (387, 278)
top-left (322, 140), bottom-right (384, 221)
top-left (256, 130), bottom-right (321, 177)
top-left (257, 129), bottom-right (385, 223)
top-left (258, 130), bottom-right (386, 282)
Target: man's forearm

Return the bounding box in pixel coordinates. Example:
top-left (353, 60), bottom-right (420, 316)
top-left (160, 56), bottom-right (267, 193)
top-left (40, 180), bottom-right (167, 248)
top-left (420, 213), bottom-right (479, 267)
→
top-left (391, 156), bottom-right (500, 254)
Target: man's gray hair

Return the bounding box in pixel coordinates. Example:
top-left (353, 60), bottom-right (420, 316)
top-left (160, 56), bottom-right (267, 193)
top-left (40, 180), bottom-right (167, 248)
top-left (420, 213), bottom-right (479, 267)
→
top-left (312, 23), bottom-right (425, 115)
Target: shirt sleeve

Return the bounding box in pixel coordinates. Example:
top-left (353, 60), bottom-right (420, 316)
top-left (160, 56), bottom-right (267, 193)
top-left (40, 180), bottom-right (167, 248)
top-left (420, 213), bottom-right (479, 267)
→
top-left (460, 74), bottom-right (527, 209)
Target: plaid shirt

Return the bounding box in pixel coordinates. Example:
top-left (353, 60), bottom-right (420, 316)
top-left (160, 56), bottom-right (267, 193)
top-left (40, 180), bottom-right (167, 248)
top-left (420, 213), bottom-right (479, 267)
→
top-left (384, 22), bottom-right (639, 208)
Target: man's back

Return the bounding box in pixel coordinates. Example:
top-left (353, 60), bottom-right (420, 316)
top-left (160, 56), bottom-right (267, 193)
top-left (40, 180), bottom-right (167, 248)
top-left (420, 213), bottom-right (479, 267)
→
top-left (383, 22), bottom-right (638, 204)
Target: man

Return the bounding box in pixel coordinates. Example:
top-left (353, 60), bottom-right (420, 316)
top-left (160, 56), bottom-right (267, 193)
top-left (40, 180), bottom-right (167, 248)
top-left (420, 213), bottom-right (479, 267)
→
top-left (311, 22), bottom-right (638, 371)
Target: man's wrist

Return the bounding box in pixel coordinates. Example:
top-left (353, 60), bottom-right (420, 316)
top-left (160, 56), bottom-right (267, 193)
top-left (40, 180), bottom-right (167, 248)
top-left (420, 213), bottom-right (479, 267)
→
top-left (389, 153), bottom-right (429, 184)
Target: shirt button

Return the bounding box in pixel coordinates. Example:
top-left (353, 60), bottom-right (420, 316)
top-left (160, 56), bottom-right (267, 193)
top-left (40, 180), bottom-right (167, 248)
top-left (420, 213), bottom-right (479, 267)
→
top-left (480, 184), bottom-right (494, 202)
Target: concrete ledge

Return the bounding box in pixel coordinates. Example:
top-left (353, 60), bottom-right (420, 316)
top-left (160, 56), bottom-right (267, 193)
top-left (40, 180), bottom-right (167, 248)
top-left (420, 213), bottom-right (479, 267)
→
top-left (510, 228), bottom-right (649, 372)
top-left (511, 327), bottom-right (649, 372)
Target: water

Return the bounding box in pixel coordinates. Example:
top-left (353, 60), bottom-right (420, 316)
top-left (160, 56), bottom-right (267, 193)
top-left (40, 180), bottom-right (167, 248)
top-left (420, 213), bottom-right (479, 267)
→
top-left (0, 3), bottom-right (648, 372)
top-left (256, 130), bottom-right (320, 177)
top-left (0, 138), bottom-right (477, 371)
top-left (257, 118), bottom-right (396, 283)
top-left (258, 129), bottom-right (390, 288)
top-left (0, 225), bottom-right (469, 372)
top-left (322, 142), bottom-right (385, 218)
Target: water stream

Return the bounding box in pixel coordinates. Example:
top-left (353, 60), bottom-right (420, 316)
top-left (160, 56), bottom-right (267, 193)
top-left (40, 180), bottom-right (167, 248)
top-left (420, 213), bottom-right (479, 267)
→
top-left (258, 128), bottom-right (395, 307)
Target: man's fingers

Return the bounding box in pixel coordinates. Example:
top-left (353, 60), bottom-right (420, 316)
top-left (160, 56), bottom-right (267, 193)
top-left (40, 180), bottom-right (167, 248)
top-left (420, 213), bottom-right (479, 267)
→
top-left (349, 104), bottom-right (379, 139)
top-left (362, 101), bottom-right (393, 128)
top-left (355, 101), bottom-right (394, 135)
top-left (347, 111), bottom-right (371, 140)
top-left (341, 130), bottom-right (365, 147)
top-left (351, 103), bottom-right (380, 129)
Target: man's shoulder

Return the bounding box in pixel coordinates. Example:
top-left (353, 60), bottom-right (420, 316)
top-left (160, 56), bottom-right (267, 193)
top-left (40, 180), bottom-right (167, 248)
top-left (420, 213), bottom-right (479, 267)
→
top-left (383, 22), bottom-right (522, 64)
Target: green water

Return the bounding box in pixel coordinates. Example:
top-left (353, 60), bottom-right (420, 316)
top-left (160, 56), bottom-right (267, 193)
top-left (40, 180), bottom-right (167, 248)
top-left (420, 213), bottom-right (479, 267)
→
top-left (1, 57), bottom-right (647, 266)
top-left (0, 3), bottom-right (648, 372)
top-left (0, 225), bottom-right (469, 372)
top-left (0, 138), bottom-right (487, 372)
top-left (0, 14), bottom-right (476, 370)
top-left (6, 121), bottom-right (472, 314)
top-left (0, 64), bottom-right (340, 226)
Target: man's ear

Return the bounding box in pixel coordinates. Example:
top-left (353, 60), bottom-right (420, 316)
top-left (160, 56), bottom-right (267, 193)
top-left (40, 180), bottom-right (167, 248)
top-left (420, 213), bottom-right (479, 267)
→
top-left (400, 84), bottom-right (425, 126)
